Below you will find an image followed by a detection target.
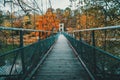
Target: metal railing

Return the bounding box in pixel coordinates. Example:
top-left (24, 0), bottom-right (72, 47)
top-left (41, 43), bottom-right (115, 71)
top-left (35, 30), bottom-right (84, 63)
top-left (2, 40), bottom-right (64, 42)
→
top-left (0, 27), bottom-right (58, 80)
top-left (64, 25), bottom-right (120, 80)
top-left (69, 25), bottom-right (120, 57)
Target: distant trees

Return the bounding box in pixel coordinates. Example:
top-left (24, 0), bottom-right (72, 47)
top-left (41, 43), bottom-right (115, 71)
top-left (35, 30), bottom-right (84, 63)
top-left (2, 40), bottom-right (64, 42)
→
top-left (34, 8), bottom-right (60, 38)
top-left (0, 0), bottom-right (120, 30)
top-left (79, 6), bottom-right (105, 29)
top-left (66, 0), bottom-right (120, 30)
top-left (83, 0), bottom-right (120, 26)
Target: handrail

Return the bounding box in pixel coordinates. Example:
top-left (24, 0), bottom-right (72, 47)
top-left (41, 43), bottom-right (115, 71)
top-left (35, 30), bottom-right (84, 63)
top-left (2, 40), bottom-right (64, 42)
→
top-left (82, 39), bottom-right (120, 61)
top-left (72, 25), bottom-right (120, 32)
top-left (63, 31), bottom-right (120, 80)
top-left (0, 33), bottom-right (59, 79)
top-left (0, 26), bottom-right (59, 79)
top-left (0, 26), bottom-right (52, 32)
top-left (0, 41), bottom-right (39, 57)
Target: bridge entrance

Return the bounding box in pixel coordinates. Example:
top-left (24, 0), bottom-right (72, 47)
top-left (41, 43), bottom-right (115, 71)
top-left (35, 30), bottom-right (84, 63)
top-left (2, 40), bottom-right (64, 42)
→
top-left (59, 23), bottom-right (64, 32)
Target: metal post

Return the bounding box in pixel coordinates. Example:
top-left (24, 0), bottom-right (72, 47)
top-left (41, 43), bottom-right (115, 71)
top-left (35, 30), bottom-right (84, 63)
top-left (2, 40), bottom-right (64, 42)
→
top-left (39, 32), bottom-right (41, 40)
top-left (20, 31), bottom-right (23, 47)
top-left (79, 32), bottom-right (82, 41)
top-left (91, 30), bottom-right (96, 73)
top-left (103, 30), bottom-right (107, 78)
top-left (46, 32), bottom-right (48, 38)
top-left (41, 32), bottom-right (43, 39)
top-left (20, 30), bottom-right (25, 74)
top-left (92, 31), bottom-right (95, 46)
top-left (79, 31), bottom-right (83, 57)
top-left (38, 32), bottom-right (41, 54)
top-left (104, 30), bottom-right (107, 51)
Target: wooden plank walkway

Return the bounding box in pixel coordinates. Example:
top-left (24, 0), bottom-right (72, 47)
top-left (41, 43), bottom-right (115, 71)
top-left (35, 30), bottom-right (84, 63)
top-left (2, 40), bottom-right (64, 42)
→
top-left (32, 34), bottom-right (91, 80)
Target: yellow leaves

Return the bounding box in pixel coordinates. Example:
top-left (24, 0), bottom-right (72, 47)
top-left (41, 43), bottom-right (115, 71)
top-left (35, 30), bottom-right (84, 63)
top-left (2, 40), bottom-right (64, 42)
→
top-left (78, 14), bottom-right (102, 29)
top-left (3, 20), bottom-right (11, 27)
top-left (23, 16), bottom-right (30, 23)
top-left (80, 15), bottom-right (87, 28)
top-left (13, 20), bottom-right (22, 27)
top-left (64, 10), bottom-right (70, 17)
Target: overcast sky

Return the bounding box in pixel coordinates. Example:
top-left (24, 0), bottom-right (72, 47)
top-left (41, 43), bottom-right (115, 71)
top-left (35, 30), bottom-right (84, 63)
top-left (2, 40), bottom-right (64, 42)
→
top-left (0, 0), bottom-right (71, 14)
top-left (37, 0), bottom-right (71, 11)
top-left (50, 0), bottom-right (70, 9)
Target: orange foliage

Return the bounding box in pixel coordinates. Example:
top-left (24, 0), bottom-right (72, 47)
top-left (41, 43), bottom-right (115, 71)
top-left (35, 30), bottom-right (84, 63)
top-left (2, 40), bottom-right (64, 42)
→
top-left (3, 20), bottom-right (11, 27)
top-left (80, 15), bottom-right (87, 29)
top-left (79, 14), bottom-right (98, 29)
top-left (35, 10), bottom-right (60, 38)
top-left (13, 19), bottom-right (22, 27)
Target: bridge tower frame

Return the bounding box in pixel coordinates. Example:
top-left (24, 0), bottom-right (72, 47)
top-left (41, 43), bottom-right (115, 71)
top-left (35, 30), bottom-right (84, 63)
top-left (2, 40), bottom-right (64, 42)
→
top-left (59, 23), bottom-right (64, 32)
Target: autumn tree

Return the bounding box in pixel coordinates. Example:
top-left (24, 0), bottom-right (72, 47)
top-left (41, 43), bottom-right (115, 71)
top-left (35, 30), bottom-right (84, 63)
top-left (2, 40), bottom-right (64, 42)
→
top-left (35, 8), bottom-right (60, 38)
top-left (56, 8), bottom-right (64, 22)
top-left (13, 18), bottom-right (22, 28)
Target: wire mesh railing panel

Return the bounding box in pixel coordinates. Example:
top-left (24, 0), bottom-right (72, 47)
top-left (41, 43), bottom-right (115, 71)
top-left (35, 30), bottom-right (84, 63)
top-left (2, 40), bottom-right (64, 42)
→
top-left (0, 49), bottom-right (22, 76)
top-left (0, 27), bottom-right (58, 79)
top-left (81, 31), bottom-right (92, 45)
top-left (63, 26), bottom-right (120, 80)
top-left (80, 43), bottom-right (120, 80)
top-left (0, 36), bottom-right (57, 79)
top-left (94, 29), bottom-right (120, 57)
top-left (95, 49), bottom-right (120, 78)
top-left (73, 26), bottom-right (120, 57)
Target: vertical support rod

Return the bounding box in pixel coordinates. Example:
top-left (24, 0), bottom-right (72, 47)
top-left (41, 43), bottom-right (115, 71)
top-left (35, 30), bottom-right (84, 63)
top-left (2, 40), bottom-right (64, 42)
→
top-left (79, 32), bottom-right (82, 41)
top-left (103, 30), bottom-right (107, 78)
top-left (20, 30), bottom-right (23, 48)
top-left (104, 30), bottom-right (107, 51)
top-left (92, 30), bottom-right (95, 46)
top-left (38, 32), bottom-right (41, 54)
top-left (79, 31), bottom-right (83, 57)
top-left (41, 32), bottom-right (43, 39)
top-left (20, 30), bottom-right (25, 74)
top-left (39, 32), bottom-right (41, 40)
top-left (91, 30), bottom-right (96, 73)
top-left (46, 32), bottom-right (48, 38)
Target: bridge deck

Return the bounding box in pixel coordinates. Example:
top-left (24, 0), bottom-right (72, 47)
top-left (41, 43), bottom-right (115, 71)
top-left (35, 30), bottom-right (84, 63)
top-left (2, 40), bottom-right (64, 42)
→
top-left (32, 34), bottom-right (90, 80)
